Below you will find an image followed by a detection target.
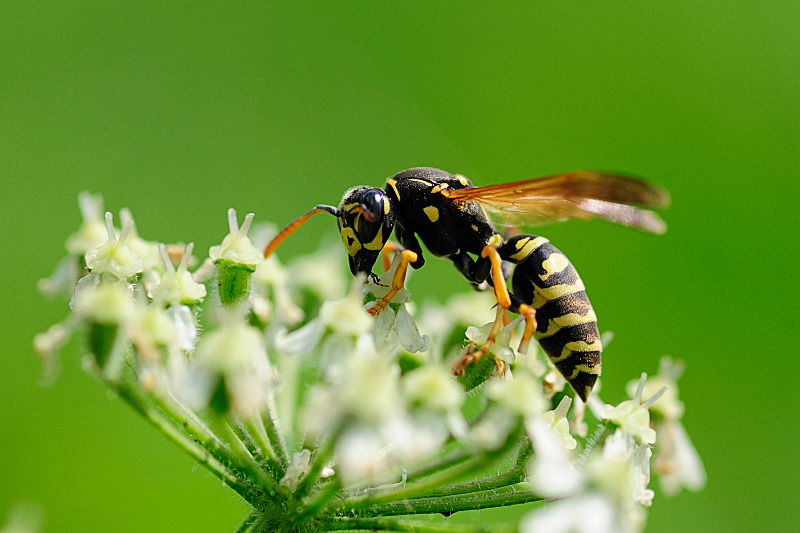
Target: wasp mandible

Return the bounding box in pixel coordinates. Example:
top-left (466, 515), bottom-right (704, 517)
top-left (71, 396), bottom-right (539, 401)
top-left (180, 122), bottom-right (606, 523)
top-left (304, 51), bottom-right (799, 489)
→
top-left (264, 167), bottom-right (670, 402)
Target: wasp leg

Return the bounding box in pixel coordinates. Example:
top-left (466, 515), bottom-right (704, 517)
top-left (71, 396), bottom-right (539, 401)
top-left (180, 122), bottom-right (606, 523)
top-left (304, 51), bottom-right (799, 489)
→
top-left (452, 305), bottom-right (507, 376)
top-left (451, 251), bottom-right (492, 285)
top-left (367, 249), bottom-right (419, 317)
top-left (452, 244), bottom-right (538, 375)
top-left (380, 241), bottom-right (405, 272)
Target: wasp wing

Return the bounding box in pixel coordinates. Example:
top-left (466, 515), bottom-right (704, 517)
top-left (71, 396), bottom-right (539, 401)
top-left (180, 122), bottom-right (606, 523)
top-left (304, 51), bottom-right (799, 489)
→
top-left (447, 171), bottom-right (671, 234)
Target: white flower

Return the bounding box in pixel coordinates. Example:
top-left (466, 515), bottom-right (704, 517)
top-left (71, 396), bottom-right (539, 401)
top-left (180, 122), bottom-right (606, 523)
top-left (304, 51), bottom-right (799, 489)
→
top-left (364, 254), bottom-right (411, 305)
top-left (70, 275), bottom-right (135, 325)
top-left (465, 320), bottom-right (516, 364)
top-left (520, 493), bottom-right (624, 533)
top-left (118, 208), bottom-right (161, 271)
top-left (280, 449), bottom-right (312, 492)
top-left (290, 245), bottom-right (348, 300)
top-left (601, 373), bottom-right (665, 445)
top-left (340, 335), bottom-right (401, 422)
top-left (125, 301), bottom-right (177, 362)
top-left (654, 418), bottom-right (706, 496)
top-left (335, 425), bottom-right (392, 486)
top-left (194, 318), bottom-right (275, 419)
top-left (209, 209), bottom-right (262, 265)
top-left (65, 192), bottom-right (108, 255)
top-left (273, 319), bottom-right (324, 356)
top-left (165, 304), bottom-right (198, 353)
top-left (542, 396), bottom-right (578, 451)
top-left (149, 243), bottom-right (207, 305)
top-left (38, 255), bottom-right (81, 298)
top-left (626, 357), bottom-right (684, 420)
top-left (401, 364), bottom-right (464, 413)
top-left (85, 212), bottom-right (144, 279)
top-left (526, 416), bottom-right (583, 498)
top-left (487, 369), bottom-right (547, 419)
top-left (320, 279), bottom-right (372, 337)
top-left (394, 305), bottom-right (429, 353)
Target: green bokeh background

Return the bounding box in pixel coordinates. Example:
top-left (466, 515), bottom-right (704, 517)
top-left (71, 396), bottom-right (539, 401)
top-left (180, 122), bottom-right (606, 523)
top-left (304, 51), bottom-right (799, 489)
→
top-left (2, 2), bottom-right (798, 531)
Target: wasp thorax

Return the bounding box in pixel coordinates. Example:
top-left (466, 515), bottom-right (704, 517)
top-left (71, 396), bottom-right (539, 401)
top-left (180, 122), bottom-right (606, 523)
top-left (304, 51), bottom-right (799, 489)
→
top-left (337, 186), bottom-right (396, 275)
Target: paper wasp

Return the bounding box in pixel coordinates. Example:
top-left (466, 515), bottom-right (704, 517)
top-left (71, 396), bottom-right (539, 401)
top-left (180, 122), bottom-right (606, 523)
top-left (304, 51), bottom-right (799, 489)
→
top-left (264, 167), bottom-right (669, 401)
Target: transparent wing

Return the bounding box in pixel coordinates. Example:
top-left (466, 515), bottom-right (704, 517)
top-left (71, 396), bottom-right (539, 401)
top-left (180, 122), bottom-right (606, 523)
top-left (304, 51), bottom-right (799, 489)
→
top-left (447, 171), bottom-right (671, 234)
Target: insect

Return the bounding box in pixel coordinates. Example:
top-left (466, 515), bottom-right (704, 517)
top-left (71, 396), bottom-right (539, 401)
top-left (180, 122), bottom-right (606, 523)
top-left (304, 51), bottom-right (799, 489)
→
top-left (264, 167), bottom-right (669, 401)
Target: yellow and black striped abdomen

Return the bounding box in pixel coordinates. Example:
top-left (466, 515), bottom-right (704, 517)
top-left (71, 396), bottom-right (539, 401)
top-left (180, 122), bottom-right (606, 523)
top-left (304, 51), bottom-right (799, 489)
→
top-left (498, 235), bottom-right (601, 402)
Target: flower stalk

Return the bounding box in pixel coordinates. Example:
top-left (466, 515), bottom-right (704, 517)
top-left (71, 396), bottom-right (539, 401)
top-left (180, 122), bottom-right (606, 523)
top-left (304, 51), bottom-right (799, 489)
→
top-left (34, 195), bottom-right (706, 532)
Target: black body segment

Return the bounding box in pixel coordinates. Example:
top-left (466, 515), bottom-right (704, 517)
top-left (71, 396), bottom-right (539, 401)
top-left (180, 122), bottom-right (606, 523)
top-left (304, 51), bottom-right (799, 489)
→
top-left (497, 235), bottom-right (602, 402)
top-left (384, 168), bottom-right (499, 284)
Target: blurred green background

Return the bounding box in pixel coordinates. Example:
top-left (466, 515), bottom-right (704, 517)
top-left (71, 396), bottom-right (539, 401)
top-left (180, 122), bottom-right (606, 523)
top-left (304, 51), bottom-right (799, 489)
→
top-left (2, 2), bottom-right (797, 531)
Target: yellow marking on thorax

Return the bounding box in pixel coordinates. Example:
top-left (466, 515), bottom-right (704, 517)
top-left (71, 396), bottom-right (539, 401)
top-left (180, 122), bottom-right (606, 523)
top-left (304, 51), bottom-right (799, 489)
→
top-left (533, 309), bottom-right (598, 340)
top-left (488, 233), bottom-right (504, 247)
top-left (340, 227), bottom-right (361, 255)
top-left (363, 225), bottom-right (385, 251)
top-left (431, 183), bottom-right (450, 194)
top-left (539, 252), bottom-right (570, 281)
top-left (531, 278), bottom-right (586, 306)
top-left (386, 178), bottom-right (401, 200)
top-left (509, 236), bottom-right (549, 262)
top-left (471, 224), bottom-right (479, 232)
top-left (423, 205), bottom-right (440, 222)
top-left (455, 174), bottom-right (470, 186)
top-left (409, 178), bottom-right (434, 186)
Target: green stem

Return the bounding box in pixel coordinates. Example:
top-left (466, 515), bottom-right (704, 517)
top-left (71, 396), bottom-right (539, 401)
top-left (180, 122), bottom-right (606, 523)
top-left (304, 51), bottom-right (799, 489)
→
top-left (292, 478), bottom-right (342, 525)
top-left (261, 401), bottom-right (290, 468)
top-left (293, 422), bottom-right (343, 499)
top-left (325, 516), bottom-right (516, 533)
top-left (420, 440), bottom-right (532, 499)
top-left (233, 511), bottom-right (257, 533)
top-left (111, 380), bottom-right (255, 503)
top-left (360, 484), bottom-right (542, 517)
top-left (244, 417), bottom-right (285, 478)
top-left (215, 417), bottom-right (284, 497)
top-left (345, 426), bottom-right (523, 509)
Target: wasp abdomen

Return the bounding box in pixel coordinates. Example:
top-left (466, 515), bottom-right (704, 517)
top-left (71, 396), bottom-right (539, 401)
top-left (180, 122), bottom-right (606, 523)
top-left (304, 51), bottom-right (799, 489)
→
top-left (499, 235), bottom-right (602, 401)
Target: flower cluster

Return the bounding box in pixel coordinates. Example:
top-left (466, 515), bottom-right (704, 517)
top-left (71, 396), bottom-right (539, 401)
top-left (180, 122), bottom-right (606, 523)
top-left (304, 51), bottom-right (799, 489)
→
top-left (35, 194), bottom-right (705, 532)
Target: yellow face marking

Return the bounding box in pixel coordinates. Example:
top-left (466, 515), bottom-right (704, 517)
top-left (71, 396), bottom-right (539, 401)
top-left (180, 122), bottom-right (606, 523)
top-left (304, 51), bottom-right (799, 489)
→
top-left (342, 202), bottom-right (359, 212)
top-left (386, 178), bottom-right (401, 200)
top-left (539, 253), bottom-right (570, 281)
top-left (423, 205), bottom-right (440, 222)
top-left (455, 175), bottom-right (469, 186)
top-left (382, 195), bottom-right (390, 213)
top-left (471, 224), bottom-right (479, 232)
top-left (509, 236), bottom-right (549, 262)
top-left (363, 225), bottom-right (385, 251)
top-left (340, 227), bottom-right (361, 256)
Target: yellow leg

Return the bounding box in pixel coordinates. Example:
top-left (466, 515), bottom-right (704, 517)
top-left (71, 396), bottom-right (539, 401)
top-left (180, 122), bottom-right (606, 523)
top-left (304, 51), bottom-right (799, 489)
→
top-left (452, 305), bottom-right (506, 376)
top-left (453, 243), bottom-right (537, 376)
top-left (517, 303), bottom-right (537, 354)
top-left (367, 249), bottom-right (418, 316)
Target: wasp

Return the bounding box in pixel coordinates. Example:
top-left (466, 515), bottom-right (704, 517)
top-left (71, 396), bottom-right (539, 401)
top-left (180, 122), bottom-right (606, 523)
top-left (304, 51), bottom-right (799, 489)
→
top-left (264, 167), bottom-right (669, 402)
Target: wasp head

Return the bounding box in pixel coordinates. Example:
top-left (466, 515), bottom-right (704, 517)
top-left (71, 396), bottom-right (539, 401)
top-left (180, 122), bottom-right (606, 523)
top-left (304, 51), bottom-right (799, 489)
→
top-left (336, 186), bottom-right (395, 276)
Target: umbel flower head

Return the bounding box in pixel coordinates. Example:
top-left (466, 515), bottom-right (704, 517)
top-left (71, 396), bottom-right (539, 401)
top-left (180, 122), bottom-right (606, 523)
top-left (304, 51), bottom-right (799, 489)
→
top-left (34, 193), bottom-right (705, 533)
